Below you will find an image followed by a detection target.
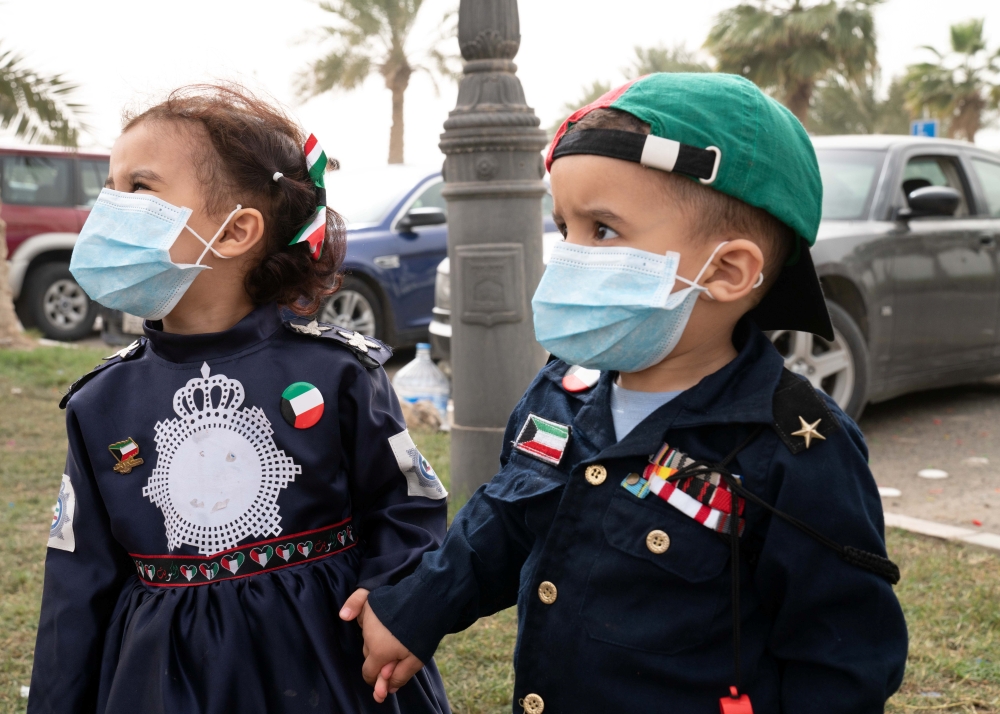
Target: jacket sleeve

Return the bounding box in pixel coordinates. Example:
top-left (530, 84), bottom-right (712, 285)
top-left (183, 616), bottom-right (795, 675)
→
top-left (28, 405), bottom-right (134, 714)
top-left (367, 395), bottom-right (555, 664)
top-left (340, 366), bottom-right (448, 592)
top-left (753, 408), bottom-right (908, 712)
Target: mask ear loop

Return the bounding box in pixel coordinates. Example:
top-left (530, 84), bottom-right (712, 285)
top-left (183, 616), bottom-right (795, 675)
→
top-left (674, 241), bottom-right (731, 300)
top-left (186, 205), bottom-right (243, 266)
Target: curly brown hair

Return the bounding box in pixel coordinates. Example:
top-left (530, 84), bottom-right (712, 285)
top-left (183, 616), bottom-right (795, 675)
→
top-left (123, 83), bottom-right (346, 315)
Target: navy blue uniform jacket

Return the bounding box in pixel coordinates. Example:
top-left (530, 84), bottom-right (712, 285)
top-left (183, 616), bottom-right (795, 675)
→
top-left (29, 305), bottom-right (450, 714)
top-left (369, 321), bottom-right (908, 713)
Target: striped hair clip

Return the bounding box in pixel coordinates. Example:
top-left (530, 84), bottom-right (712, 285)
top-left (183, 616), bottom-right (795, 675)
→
top-left (288, 134), bottom-right (328, 260)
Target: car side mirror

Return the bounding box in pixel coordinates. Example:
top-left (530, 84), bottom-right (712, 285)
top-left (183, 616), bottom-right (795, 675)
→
top-left (397, 207), bottom-right (447, 232)
top-left (897, 185), bottom-right (961, 220)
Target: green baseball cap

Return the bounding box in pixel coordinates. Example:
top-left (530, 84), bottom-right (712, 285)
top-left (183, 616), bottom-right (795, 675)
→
top-left (547, 72), bottom-right (832, 340)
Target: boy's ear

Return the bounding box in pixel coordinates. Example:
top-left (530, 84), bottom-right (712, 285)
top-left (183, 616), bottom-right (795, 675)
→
top-left (701, 239), bottom-right (765, 303)
top-left (215, 208), bottom-right (266, 258)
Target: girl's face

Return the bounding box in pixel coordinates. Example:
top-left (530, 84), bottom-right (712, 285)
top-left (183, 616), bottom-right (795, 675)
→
top-left (106, 119), bottom-right (234, 266)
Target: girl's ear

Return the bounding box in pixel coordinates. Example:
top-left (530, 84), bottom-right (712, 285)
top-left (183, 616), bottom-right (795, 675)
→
top-left (701, 239), bottom-right (765, 303)
top-left (215, 208), bottom-right (266, 258)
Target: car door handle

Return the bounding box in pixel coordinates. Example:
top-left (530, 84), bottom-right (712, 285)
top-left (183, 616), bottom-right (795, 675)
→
top-left (978, 234), bottom-right (996, 247)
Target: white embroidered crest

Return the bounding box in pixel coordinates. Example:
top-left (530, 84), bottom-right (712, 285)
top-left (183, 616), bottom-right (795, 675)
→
top-left (144, 362), bottom-right (301, 555)
top-left (388, 430), bottom-right (447, 500)
top-left (48, 474), bottom-right (76, 552)
top-left (290, 320), bottom-right (331, 337)
top-left (338, 330), bottom-right (381, 354)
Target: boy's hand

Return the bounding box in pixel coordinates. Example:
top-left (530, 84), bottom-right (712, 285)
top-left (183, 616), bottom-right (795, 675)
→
top-left (345, 597), bottom-right (425, 702)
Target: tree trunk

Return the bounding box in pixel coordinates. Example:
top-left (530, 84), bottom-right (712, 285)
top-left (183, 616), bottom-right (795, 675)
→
top-left (0, 205), bottom-right (28, 347)
top-left (388, 80), bottom-right (407, 164)
top-left (785, 81), bottom-right (814, 127)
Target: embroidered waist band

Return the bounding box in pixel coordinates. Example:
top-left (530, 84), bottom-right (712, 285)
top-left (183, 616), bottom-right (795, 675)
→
top-left (131, 519), bottom-right (356, 587)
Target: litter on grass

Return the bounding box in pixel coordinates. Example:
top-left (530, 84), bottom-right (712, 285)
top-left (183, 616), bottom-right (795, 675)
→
top-left (917, 468), bottom-right (949, 479)
top-left (20, 686), bottom-right (29, 698)
top-left (878, 487), bottom-right (902, 498)
top-left (962, 456), bottom-right (990, 466)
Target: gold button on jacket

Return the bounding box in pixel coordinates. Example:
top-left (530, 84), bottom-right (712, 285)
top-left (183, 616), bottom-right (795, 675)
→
top-left (646, 529), bottom-right (670, 554)
top-left (522, 693), bottom-right (545, 714)
top-left (584, 464), bottom-right (607, 485)
top-left (537, 581), bottom-right (558, 604)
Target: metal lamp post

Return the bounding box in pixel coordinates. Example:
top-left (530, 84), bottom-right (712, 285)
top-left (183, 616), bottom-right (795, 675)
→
top-left (441, 0), bottom-right (548, 497)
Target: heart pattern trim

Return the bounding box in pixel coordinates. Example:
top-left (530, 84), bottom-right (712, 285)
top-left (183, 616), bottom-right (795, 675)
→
top-left (131, 519), bottom-right (356, 587)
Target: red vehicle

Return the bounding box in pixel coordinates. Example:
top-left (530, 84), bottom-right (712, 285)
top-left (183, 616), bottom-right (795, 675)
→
top-left (1, 143), bottom-right (110, 340)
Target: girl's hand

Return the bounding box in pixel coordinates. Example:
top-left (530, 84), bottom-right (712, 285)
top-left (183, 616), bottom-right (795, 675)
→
top-left (339, 588), bottom-right (370, 621)
top-left (355, 601), bottom-right (425, 702)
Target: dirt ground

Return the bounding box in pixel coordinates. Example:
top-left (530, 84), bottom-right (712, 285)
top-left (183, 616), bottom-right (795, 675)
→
top-left (862, 377), bottom-right (1000, 533)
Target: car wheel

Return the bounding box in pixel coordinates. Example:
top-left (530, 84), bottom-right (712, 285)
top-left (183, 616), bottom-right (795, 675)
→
top-left (23, 262), bottom-right (98, 341)
top-left (319, 276), bottom-right (383, 339)
top-left (768, 301), bottom-right (869, 421)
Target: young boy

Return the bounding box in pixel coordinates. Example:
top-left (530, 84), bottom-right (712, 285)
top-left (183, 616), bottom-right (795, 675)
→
top-left (342, 73), bottom-right (908, 713)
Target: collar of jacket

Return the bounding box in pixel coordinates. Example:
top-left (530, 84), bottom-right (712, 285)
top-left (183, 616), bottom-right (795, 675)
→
top-left (551, 318), bottom-right (787, 462)
top-left (142, 303), bottom-right (284, 364)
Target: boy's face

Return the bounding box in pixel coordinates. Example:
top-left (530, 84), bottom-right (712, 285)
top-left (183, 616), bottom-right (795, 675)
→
top-left (549, 154), bottom-right (711, 284)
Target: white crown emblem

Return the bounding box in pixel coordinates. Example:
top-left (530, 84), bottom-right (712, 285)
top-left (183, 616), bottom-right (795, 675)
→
top-left (144, 362), bottom-right (301, 555)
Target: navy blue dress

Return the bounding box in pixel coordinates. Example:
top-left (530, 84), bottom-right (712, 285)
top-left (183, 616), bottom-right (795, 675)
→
top-left (29, 304), bottom-right (451, 714)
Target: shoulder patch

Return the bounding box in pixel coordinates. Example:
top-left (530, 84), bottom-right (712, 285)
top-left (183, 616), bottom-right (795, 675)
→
top-left (388, 429), bottom-right (448, 500)
top-left (284, 319), bottom-right (392, 370)
top-left (562, 365), bottom-right (601, 393)
top-left (514, 413), bottom-right (571, 466)
top-left (771, 369), bottom-right (841, 454)
top-left (60, 338), bottom-right (146, 410)
top-left (48, 474), bottom-right (77, 552)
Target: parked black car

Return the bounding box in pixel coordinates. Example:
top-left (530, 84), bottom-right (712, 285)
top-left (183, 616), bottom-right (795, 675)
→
top-left (432, 135), bottom-right (1000, 420)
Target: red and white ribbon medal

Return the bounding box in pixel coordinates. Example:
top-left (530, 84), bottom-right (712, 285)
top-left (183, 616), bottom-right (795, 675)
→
top-left (280, 382), bottom-right (325, 429)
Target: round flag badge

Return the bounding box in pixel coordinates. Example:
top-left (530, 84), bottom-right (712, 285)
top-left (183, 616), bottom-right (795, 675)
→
top-left (280, 382), bottom-right (325, 429)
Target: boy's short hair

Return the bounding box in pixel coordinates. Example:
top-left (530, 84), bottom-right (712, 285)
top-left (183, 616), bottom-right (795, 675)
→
top-left (565, 108), bottom-right (794, 294)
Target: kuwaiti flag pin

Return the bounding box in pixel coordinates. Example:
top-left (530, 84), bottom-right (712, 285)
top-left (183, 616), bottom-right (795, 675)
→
top-left (514, 413), bottom-right (571, 466)
top-left (561, 365), bottom-right (600, 393)
top-left (280, 382), bottom-right (325, 429)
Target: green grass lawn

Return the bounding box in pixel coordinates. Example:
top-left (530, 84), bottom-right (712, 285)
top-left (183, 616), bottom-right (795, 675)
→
top-left (1, 346), bottom-right (999, 713)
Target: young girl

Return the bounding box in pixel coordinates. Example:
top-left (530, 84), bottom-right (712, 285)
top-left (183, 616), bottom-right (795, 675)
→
top-left (29, 85), bottom-right (451, 714)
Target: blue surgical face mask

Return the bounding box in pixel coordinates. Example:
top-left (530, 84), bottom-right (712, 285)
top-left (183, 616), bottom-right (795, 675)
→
top-left (70, 189), bottom-right (241, 320)
top-left (532, 241), bottom-right (758, 373)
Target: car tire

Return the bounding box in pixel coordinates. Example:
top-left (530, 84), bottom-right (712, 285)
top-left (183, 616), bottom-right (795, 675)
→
top-left (318, 276), bottom-right (385, 340)
top-left (768, 301), bottom-right (870, 421)
top-left (22, 262), bottom-right (98, 341)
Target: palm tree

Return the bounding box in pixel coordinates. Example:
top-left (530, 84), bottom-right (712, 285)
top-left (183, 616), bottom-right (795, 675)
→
top-left (1, 44), bottom-right (84, 346)
top-left (810, 73), bottom-right (910, 135)
top-left (1, 43), bottom-right (83, 145)
top-left (705, 0), bottom-right (879, 126)
top-left (628, 45), bottom-right (711, 76)
top-left (300, 0), bottom-right (457, 164)
top-left (902, 19), bottom-right (1000, 142)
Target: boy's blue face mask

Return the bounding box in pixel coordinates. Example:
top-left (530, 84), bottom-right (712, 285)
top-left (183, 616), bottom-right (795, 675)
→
top-left (70, 189), bottom-right (241, 320)
top-left (532, 241), bottom-right (754, 373)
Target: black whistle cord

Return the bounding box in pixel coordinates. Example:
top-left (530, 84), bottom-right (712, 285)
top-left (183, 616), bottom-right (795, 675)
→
top-left (666, 424), bottom-right (902, 700)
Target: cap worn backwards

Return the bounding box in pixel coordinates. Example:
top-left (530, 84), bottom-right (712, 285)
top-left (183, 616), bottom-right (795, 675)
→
top-left (547, 72), bottom-right (832, 340)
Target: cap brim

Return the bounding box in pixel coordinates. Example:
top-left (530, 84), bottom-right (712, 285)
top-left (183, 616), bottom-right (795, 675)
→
top-left (747, 239), bottom-right (834, 341)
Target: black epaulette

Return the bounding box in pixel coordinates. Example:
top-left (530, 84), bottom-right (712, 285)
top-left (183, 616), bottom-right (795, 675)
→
top-left (59, 338), bottom-right (147, 410)
top-left (771, 368), bottom-right (841, 454)
top-left (283, 319), bottom-right (392, 370)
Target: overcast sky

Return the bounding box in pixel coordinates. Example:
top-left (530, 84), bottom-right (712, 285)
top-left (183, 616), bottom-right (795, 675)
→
top-left (3, 0), bottom-right (1000, 167)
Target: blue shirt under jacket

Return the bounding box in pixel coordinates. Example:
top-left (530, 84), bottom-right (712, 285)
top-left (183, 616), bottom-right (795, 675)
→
top-left (29, 304), bottom-right (450, 714)
top-left (369, 319), bottom-right (908, 714)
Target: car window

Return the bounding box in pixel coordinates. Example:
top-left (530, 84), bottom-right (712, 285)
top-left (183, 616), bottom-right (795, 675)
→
top-left (1, 155), bottom-right (73, 206)
top-left (901, 156), bottom-right (970, 217)
top-left (325, 167), bottom-right (433, 226)
top-left (815, 149), bottom-right (885, 220)
top-left (78, 159), bottom-right (110, 207)
top-left (542, 191), bottom-right (554, 217)
top-left (971, 158), bottom-right (1000, 218)
top-left (410, 180), bottom-right (447, 213)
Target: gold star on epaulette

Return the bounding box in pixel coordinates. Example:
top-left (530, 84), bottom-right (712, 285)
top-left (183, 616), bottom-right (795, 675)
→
top-left (338, 330), bottom-right (381, 354)
top-left (106, 339), bottom-right (140, 361)
top-left (791, 416), bottom-right (826, 449)
top-left (290, 320), bottom-right (331, 337)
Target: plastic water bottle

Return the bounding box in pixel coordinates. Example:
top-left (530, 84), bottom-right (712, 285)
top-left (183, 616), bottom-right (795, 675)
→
top-left (392, 343), bottom-right (450, 425)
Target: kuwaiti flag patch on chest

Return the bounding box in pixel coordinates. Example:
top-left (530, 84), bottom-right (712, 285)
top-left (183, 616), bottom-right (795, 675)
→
top-left (514, 413), bottom-right (571, 466)
top-left (280, 382), bottom-right (325, 429)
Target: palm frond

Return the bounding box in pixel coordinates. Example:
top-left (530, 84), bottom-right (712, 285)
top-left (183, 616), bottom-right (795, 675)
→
top-left (0, 44), bottom-right (86, 146)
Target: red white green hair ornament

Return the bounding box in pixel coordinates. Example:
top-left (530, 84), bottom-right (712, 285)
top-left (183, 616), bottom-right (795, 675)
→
top-left (289, 133), bottom-right (328, 260)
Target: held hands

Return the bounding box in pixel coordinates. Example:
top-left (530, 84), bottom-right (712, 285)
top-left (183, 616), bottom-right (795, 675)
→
top-left (340, 588), bottom-right (426, 703)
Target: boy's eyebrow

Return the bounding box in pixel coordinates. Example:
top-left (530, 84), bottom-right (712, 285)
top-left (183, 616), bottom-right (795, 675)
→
top-left (105, 168), bottom-right (164, 188)
top-left (584, 207), bottom-right (627, 224)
